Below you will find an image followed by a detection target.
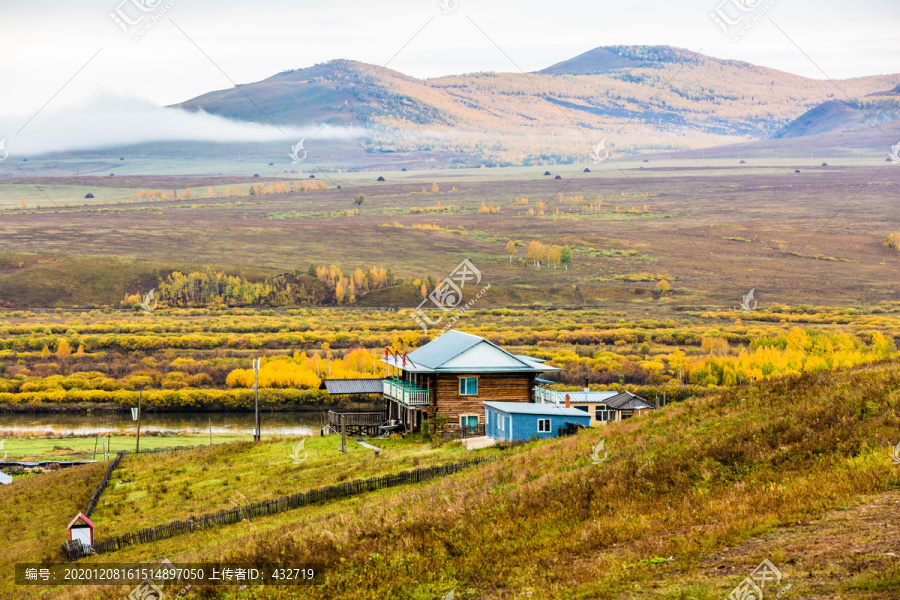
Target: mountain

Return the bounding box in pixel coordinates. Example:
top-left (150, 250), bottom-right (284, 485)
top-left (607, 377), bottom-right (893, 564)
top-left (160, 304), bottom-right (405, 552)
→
top-left (173, 46), bottom-right (900, 164)
top-left (775, 85), bottom-right (900, 138)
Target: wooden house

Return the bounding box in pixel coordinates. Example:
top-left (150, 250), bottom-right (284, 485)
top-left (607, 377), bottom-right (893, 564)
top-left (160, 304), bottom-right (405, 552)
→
top-left (381, 330), bottom-right (561, 433)
top-left (484, 401), bottom-right (592, 442)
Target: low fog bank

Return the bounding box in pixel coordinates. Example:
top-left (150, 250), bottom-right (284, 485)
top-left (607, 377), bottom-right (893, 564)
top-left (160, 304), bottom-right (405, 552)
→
top-left (0, 96), bottom-right (367, 158)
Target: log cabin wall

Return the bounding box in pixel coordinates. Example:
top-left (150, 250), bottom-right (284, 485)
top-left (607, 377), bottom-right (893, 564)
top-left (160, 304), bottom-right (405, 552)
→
top-left (427, 373), bottom-right (536, 424)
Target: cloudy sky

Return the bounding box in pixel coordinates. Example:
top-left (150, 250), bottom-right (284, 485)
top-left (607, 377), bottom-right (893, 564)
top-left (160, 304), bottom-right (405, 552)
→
top-left (0, 0), bottom-right (896, 150)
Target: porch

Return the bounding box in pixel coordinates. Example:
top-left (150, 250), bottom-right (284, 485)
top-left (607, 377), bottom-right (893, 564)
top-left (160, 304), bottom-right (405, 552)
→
top-left (383, 377), bottom-right (430, 407)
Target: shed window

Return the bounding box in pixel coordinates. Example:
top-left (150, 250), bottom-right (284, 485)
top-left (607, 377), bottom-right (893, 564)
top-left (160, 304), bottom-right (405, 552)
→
top-left (459, 377), bottom-right (478, 395)
top-left (537, 418), bottom-right (551, 432)
top-left (498, 415), bottom-right (505, 431)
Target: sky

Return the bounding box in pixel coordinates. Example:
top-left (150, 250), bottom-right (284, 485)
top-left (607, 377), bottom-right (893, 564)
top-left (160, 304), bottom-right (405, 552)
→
top-left (0, 0), bottom-right (896, 151)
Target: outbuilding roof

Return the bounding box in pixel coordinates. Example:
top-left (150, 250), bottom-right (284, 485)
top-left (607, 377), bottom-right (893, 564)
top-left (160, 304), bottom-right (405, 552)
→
top-left (321, 378), bottom-right (384, 395)
top-left (484, 401), bottom-right (593, 418)
top-left (67, 513), bottom-right (95, 530)
top-left (554, 391), bottom-right (619, 404)
top-left (382, 330), bottom-right (561, 374)
top-left (605, 391), bottom-right (655, 410)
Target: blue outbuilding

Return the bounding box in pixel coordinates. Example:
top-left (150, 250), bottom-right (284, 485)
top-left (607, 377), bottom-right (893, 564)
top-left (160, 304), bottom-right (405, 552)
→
top-left (484, 401), bottom-right (592, 442)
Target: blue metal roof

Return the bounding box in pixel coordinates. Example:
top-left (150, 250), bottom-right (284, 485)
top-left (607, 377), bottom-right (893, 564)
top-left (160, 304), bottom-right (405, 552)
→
top-left (484, 401), bottom-right (593, 418)
top-left (406, 330), bottom-right (483, 368)
top-left (555, 391), bottom-right (619, 404)
top-left (385, 330), bottom-right (560, 373)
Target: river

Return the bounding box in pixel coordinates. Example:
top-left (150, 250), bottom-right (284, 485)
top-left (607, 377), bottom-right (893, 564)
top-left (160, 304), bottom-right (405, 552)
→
top-left (0, 410), bottom-right (334, 437)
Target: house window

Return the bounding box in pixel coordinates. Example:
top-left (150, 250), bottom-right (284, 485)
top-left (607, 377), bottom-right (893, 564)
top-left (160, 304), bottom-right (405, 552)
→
top-left (537, 418), bottom-right (551, 432)
top-left (460, 415), bottom-right (478, 428)
top-left (459, 377), bottom-right (478, 395)
top-left (596, 405), bottom-right (608, 422)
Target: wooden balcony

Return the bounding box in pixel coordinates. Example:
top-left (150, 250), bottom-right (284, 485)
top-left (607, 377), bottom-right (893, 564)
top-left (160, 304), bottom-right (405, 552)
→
top-left (383, 378), bottom-right (430, 407)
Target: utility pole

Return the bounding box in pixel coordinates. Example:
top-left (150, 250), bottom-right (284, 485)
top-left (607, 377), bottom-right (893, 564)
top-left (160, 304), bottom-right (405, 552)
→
top-left (253, 357), bottom-right (261, 442)
top-left (135, 391), bottom-right (142, 453)
top-left (340, 414), bottom-right (346, 454)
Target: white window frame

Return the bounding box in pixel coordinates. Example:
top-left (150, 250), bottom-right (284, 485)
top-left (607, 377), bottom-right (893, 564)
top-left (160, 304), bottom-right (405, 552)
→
top-left (596, 405), bottom-right (608, 422)
top-left (537, 418), bottom-right (551, 432)
top-left (458, 377), bottom-right (478, 396)
top-left (498, 414), bottom-right (505, 431)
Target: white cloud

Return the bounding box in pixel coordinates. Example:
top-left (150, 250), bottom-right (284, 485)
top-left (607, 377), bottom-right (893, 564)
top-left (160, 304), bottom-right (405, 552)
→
top-left (0, 95), bottom-right (367, 156)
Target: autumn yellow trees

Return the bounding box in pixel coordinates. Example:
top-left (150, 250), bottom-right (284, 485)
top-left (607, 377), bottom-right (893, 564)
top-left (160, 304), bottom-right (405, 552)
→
top-left (524, 241), bottom-right (572, 268)
top-left (138, 181), bottom-right (325, 202)
top-left (654, 279), bottom-right (671, 295)
top-left (673, 327), bottom-right (895, 387)
top-left (225, 348), bottom-right (385, 390)
top-left (315, 264), bottom-right (391, 305)
top-left (506, 240), bottom-right (517, 263)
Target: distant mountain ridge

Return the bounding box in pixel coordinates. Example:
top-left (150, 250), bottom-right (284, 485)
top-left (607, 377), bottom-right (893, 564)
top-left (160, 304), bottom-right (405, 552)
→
top-left (776, 85), bottom-right (900, 138)
top-left (173, 46), bottom-right (900, 163)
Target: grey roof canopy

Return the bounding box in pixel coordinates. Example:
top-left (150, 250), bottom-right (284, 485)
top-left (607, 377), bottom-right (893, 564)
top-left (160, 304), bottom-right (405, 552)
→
top-left (605, 391), bottom-right (655, 410)
top-left (322, 379), bottom-right (384, 395)
top-left (382, 330), bottom-right (562, 374)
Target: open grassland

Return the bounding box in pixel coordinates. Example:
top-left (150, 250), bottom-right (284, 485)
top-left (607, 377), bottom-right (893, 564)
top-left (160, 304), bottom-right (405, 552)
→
top-left (0, 163), bottom-right (898, 311)
top-left (4, 360), bottom-right (898, 599)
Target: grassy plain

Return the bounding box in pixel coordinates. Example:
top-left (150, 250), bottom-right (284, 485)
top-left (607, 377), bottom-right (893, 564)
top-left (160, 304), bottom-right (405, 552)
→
top-left (2, 360), bottom-right (899, 599)
top-left (1, 161), bottom-right (898, 310)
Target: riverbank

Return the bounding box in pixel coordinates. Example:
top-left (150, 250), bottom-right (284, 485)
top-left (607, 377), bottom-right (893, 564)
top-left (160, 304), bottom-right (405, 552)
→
top-left (1, 432), bottom-right (250, 462)
top-left (0, 401), bottom-right (370, 413)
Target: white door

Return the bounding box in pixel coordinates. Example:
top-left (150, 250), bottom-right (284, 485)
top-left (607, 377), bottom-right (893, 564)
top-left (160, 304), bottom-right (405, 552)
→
top-left (71, 527), bottom-right (91, 549)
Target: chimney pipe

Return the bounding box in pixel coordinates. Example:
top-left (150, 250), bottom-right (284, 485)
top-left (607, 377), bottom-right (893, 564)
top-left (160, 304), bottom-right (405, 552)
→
top-left (584, 376), bottom-right (589, 393)
top-left (565, 394), bottom-right (571, 408)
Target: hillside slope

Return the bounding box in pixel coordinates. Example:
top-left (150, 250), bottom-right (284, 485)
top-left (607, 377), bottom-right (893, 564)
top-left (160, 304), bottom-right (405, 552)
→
top-left (173, 45), bottom-right (900, 160)
top-left (776, 86), bottom-right (900, 138)
top-left (25, 360), bottom-right (900, 599)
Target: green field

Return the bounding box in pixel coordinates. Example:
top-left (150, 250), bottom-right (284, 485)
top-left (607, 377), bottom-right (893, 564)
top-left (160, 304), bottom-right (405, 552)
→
top-left (0, 433), bottom-right (244, 462)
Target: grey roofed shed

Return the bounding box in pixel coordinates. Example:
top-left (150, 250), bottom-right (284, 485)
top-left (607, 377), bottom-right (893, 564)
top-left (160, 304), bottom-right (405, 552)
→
top-left (605, 391), bottom-right (654, 410)
top-left (321, 378), bottom-right (384, 395)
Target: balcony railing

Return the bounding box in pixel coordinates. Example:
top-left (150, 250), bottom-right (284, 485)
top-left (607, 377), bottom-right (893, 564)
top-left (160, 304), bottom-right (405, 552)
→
top-left (533, 386), bottom-right (555, 404)
top-left (383, 378), bottom-right (430, 406)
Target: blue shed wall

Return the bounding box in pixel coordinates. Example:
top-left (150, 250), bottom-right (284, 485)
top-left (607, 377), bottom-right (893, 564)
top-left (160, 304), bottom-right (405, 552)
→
top-left (485, 406), bottom-right (591, 441)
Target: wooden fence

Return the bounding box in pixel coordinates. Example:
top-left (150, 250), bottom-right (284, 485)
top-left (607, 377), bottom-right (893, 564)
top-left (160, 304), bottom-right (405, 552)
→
top-left (84, 452), bottom-right (124, 518)
top-left (441, 423), bottom-right (486, 440)
top-left (65, 457), bottom-right (490, 561)
top-left (327, 409), bottom-right (387, 436)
